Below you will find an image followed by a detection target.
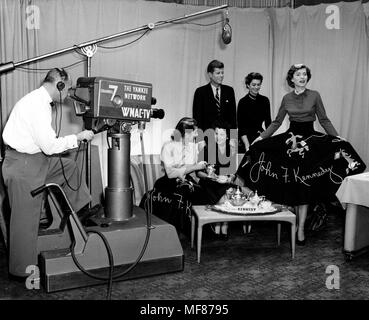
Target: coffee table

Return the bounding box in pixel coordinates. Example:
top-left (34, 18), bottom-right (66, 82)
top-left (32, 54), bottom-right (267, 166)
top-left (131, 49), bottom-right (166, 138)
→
top-left (191, 205), bottom-right (296, 263)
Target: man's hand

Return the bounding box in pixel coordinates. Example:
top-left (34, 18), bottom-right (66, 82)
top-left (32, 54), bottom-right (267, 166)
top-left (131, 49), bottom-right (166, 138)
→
top-left (198, 140), bottom-right (206, 151)
top-left (76, 130), bottom-right (94, 142)
top-left (229, 138), bottom-right (237, 149)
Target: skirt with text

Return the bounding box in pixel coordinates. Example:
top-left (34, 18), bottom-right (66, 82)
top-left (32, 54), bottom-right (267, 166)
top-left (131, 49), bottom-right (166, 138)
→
top-left (236, 122), bottom-right (366, 206)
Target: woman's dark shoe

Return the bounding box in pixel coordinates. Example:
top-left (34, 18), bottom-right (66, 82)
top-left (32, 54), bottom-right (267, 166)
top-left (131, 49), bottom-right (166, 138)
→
top-left (296, 226), bottom-right (305, 245)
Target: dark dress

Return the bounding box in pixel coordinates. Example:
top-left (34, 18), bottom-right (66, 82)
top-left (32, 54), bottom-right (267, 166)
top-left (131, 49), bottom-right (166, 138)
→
top-left (237, 93), bottom-right (271, 145)
top-left (199, 143), bottom-right (236, 205)
top-left (140, 141), bottom-right (207, 232)
top-left (237, 89), bottom-right (366, 206)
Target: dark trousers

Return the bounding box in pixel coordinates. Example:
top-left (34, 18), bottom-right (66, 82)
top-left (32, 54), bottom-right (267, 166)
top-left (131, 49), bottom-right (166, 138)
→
top-left (2, 150), bottom-right (91, 277)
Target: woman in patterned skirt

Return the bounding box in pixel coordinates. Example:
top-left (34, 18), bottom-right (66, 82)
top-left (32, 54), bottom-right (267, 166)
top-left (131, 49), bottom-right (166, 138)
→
top-left (237, 64), bottom-right (366, 245)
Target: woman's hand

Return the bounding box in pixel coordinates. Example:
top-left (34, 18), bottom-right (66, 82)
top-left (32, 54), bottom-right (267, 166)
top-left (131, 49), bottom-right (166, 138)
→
top-left (251, 136), bottom-right (263, 145)
top-left (197, 161), bottom-right (207, 171)
top-left (336, 135), bottom-right (346, 142)
top-left (227, 174), bottom-right (236, 183)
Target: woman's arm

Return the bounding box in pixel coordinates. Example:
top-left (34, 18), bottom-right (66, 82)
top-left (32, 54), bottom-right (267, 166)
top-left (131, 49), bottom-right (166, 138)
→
top-left (315, 91), bottom-right (338, 136)
top-left (161, 142), bottom-right (207, 179)
top-left (260, 97), bottom-right (287, 139)
top-left (263, 97), bottom-right (272, 129)
top-left (237, 98), bottom-right (248, 140)
top-left (241, 135), bottom-right (250, 150)
top-left (197, 170), bottom-right (208, 179)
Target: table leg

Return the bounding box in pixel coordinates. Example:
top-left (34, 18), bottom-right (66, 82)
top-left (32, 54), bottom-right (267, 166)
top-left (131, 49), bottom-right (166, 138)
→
top-left (191, 215), bottom-right (195, 249)
top-left (197, 223), bottom-right (203, 263)
top-left (277, 223), bottom-right (281, 246)
top-left (291, 223), bottom-right (295, 259)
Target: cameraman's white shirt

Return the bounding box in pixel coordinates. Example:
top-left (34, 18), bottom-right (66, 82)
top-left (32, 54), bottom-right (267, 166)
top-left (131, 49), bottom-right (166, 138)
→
top-left (3, 86), bottom-right (78, 155)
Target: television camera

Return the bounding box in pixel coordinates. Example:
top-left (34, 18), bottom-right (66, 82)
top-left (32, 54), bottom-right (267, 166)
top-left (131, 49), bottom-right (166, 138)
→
top-left (36, 77), bottom-right (183, 293)
top-left (68, 77), bottom-right (164, 220)
top-left (69, 77), bottom-right (164, 135)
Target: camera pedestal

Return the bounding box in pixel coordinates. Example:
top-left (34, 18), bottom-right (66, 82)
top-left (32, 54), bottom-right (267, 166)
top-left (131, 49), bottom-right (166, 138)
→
top-left (39, 206), bottom-right (184, 292)
top-left (38, 129), bottom-right (184, 292)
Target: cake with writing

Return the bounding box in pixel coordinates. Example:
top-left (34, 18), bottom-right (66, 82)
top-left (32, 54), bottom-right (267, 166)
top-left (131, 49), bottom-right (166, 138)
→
top-left (212, 188), bottom-right (277, 214)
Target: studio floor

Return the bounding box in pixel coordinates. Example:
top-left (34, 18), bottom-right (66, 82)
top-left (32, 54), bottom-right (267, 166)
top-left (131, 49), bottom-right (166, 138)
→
top-left (1, 208), bottom-right (369, 300)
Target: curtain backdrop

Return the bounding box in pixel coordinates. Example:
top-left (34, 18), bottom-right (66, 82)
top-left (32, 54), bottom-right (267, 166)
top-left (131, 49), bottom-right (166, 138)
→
top-left (1, 0), bottom-right (368, 189)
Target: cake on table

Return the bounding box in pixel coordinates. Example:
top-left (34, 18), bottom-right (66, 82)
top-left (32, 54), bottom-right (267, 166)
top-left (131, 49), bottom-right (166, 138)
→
top-left (212, 187), bottom-right (278, 215)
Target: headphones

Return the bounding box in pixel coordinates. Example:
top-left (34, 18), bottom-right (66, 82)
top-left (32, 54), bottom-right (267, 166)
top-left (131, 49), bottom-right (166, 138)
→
top-left (56, 81), bottom-right (65, 91)
top-left (55, 68), bottom-right (67, 91)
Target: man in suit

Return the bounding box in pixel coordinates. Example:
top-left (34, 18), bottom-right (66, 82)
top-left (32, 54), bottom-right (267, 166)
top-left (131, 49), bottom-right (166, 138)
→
top-left (192, 60), bottom-right (237, 135)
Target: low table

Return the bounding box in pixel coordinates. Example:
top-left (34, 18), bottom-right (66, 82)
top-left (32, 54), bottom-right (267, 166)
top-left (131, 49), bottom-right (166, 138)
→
top-left (191, 205), bottom-right (296, 263)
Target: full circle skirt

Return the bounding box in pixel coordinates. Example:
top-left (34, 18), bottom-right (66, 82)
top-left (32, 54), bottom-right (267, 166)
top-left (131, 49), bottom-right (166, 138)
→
top-left (236, 122), bottom-right (366, 206)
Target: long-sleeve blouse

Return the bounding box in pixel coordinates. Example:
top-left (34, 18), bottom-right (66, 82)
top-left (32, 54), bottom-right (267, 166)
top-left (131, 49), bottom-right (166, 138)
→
top-left (260, 89), bottom-right (338, 139)
top-left (160, 140), bottom-right (199, 179)
top-left (237, 93), bottom-right (271, 143)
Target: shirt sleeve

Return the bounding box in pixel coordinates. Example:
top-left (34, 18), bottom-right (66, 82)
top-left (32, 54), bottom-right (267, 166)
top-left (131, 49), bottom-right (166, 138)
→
top-left (260, 96), bottom-right (287, 139)
top-left (264, 97), bottom-right (272, 128)
top-left (315, 92), bottom-right (338, 136)
top-left (193, 88), bottom-right (204, 131)
top-left (160, 142), bottom-right (186, 179)
top-left (237, 98), bottom-right (247, 137)
top-left (227, 87), bottom-right (237, 129)
top-left (30, 104), bottom-right (78, 155)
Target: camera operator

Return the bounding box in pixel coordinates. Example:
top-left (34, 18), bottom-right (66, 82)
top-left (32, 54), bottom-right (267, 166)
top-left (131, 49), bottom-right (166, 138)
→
top-left (2, 68), bottom-right (94, 280)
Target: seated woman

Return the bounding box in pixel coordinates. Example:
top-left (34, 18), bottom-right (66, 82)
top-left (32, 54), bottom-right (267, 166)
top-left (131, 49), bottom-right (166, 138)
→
top-left (198, 119), bottom-right (254, 239)
top-left (152, 117), bottom-right (208, 231)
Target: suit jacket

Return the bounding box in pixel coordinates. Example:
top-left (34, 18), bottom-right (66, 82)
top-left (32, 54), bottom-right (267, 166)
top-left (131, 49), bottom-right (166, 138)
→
top-left (192, 83), bottom-right (237, 132)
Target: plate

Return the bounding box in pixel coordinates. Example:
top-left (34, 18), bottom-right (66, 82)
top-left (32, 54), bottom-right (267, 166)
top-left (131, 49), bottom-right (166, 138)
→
top-left (211, 204), bottom-right (280, 216)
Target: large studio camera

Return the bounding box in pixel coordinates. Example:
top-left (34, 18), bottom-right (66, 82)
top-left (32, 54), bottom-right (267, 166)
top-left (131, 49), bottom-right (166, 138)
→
top-left (69, 76), bottom-right (164, 133)
top-left (38, 79), bottom-right (182, 292)
top-left (68, 76), bottom-right (165, 221)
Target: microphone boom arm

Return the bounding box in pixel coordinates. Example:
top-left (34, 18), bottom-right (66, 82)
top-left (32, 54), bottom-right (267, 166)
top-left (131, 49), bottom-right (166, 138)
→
top-left (0, 4), bottom-right (228, 74)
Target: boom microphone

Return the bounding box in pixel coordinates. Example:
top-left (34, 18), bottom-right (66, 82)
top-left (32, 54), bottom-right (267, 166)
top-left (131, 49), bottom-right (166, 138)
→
top-left (222, 18), bottom-right (232, 45)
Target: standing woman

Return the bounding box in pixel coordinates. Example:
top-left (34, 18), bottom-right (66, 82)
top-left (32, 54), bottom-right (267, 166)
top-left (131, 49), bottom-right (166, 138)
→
top-left (237, 64), bottom-right (366, 245)
top-left (237, 72), bottom-right (271, 152)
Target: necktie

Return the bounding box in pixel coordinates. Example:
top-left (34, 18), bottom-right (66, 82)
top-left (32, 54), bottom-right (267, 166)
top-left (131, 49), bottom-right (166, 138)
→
top-left (215, 87), bottom-right (221, 113)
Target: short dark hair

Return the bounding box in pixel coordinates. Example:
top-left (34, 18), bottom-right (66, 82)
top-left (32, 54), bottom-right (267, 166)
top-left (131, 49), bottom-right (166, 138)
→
top-left (245, 72), bottom-right (263, 86)
top-left (171, 117), bottom-right (198, 141)
top-left (43, 68), bottom-right (69, 84)
top-left (207, 60), bottom-right (224, 73)
top-left (286, 64), bottom-right (311, 88)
